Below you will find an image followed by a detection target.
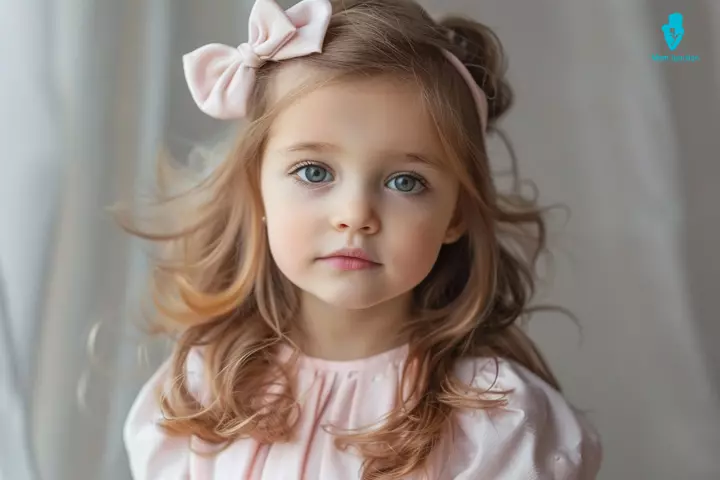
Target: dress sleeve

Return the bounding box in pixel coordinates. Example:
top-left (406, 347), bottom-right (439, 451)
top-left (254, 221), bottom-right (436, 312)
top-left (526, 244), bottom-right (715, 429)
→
top-left (449, 358), bottom-right (602, 479)
top-left (123, 349), bottom-right (206, 480)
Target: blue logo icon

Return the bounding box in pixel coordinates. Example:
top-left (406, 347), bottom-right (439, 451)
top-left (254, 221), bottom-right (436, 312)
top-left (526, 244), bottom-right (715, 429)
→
top-left (662, 13), bottom-right (684, 51)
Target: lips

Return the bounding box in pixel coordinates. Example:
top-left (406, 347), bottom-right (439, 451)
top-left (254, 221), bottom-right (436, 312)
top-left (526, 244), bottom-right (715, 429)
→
top-left (318, 248), bottom-right (380, 271)
top-left (320, 248), bottom-right (378, 263)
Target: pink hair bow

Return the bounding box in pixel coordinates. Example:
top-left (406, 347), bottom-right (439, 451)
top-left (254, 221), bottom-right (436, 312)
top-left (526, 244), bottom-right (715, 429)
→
top-left (183, 0), bottom-right (332, 119)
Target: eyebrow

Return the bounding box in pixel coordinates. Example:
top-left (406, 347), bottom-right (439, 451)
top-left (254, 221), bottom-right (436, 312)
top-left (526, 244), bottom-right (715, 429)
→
top-left (280, 141), bottom-right (441, 167)
top-left (283, 142), bottom-right (340, 153)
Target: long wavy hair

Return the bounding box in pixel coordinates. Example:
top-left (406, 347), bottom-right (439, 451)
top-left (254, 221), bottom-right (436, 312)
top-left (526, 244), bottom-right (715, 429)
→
top-left (119, 0), bottom-right (563, 478)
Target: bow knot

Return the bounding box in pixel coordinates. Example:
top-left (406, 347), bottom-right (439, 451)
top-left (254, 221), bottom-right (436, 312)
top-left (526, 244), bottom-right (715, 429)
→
top-left (237, 42), bottom-right (265, 69)
top-left (183, 0), bottom-right (332, 119)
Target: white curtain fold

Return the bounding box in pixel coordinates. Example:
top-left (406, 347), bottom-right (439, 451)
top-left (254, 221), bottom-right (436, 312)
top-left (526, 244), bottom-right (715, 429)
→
top-left (0, 0), bottom-right (61, 478)
top-left (0, 0), bottom-right (718, 479)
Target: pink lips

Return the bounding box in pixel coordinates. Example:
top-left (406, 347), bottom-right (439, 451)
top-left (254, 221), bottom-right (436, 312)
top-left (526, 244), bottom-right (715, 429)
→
top-left (318, 248), bottom-right (380, 271)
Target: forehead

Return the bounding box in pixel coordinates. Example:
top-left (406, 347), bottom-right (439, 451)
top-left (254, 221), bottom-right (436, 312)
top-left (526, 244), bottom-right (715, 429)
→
top-left (265, 65), bottom-right (445, 161)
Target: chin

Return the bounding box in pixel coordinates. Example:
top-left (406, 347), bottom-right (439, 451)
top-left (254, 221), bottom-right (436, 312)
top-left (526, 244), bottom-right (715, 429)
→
top-left (314, 291), bottom-right (386, 310)
top-left (304, 282), bottom-right (399, 310)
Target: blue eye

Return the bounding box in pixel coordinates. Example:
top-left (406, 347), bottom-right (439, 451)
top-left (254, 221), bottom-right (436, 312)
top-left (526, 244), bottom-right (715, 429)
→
top-left (293, 163), bottom-right (333, 183)
top-left (386, 173), bottom-right (427, 193)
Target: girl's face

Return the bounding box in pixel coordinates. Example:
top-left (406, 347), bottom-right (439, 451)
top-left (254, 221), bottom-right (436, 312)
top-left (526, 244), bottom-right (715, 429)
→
top-left (260, 69), bottom-right (464, 310)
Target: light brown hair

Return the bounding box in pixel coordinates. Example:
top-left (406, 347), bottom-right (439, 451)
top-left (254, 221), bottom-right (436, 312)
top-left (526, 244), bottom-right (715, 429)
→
top-left (120, 0), bottom-right (562, 478)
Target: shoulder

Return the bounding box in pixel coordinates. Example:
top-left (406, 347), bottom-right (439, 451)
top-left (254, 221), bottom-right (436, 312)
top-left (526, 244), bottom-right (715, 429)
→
top-left (127, 347), bottom-right (208, 413)
top-left (447, 356), bottom-right (602, 479)
top-left (453, 356), bottom-right (571, 420)
top-left (123, 347), bottom-right (208, 480)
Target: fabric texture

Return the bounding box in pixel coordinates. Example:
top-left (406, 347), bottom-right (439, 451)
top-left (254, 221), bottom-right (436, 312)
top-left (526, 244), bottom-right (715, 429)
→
top-left (124, 345), bottom-right (602, 479)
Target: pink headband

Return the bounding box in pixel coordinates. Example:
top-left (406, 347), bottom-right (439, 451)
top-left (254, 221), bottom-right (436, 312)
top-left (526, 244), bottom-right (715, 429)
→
top-left (183, 0), bottom-right (488, 130)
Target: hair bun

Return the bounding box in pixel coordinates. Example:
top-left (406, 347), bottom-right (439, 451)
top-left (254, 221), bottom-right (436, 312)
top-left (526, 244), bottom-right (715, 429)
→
top-left (438, 17), bottom-right (513, 125)
top-left (445, 27), bottom-right (470, 61)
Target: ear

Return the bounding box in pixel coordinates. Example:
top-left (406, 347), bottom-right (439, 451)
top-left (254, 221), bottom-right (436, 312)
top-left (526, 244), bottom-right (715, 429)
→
top-left (442, 206), bottom-right (466, 244)
top-left (443, 226), bottom-right (465, 244)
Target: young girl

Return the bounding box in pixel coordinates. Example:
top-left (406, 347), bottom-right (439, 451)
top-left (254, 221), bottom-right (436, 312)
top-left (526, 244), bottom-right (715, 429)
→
top-left (123, 0), bottom-right (602, 478)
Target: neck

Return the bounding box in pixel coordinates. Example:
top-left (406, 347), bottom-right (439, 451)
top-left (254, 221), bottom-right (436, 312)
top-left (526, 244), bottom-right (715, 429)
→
top-left (292, 292), bottom-right (412, 361)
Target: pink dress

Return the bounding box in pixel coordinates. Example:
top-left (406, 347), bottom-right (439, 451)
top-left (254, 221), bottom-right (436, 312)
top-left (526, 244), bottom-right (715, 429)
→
top-left (124, 344), bottom-right (602, 479)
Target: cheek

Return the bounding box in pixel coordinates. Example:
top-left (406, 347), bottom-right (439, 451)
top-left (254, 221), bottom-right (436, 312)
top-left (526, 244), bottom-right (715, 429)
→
top-left (261, 170), bottom-right (311, 271)
top-left (265, 202), bottom-right (319, 276)
top-left (384, 213), bottom-right (448, 282)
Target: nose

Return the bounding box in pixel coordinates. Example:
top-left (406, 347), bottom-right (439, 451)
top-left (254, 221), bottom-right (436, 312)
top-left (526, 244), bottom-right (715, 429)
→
top-left (331, 190), bottom-right (380, 236)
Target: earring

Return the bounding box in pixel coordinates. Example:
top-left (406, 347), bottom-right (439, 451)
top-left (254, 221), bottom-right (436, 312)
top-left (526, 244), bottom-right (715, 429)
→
top-left (262, 216), bottom-right (266, 223)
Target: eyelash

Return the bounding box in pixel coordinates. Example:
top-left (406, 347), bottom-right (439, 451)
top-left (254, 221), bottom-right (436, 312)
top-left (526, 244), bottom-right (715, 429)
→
top-left (289, 160), bottom-right (331, 187)
top-left (288, 160), bottom-right (430, 193)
